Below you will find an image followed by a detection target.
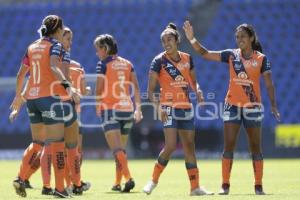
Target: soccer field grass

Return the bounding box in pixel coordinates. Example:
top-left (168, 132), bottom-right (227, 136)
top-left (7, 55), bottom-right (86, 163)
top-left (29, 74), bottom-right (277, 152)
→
top-left (0, 159), bottom-right (299, 199)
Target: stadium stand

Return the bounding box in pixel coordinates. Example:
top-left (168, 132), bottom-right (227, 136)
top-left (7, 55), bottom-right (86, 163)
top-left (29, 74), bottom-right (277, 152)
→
top-left (0, 0), bottom-right (299, 135)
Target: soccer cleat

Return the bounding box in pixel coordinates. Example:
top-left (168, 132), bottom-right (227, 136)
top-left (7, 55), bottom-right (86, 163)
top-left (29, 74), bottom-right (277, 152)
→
top-left (111, 184), bottom-right (121, 191)
top-left (65, 186), bottom-right (73, 196)
top-left (143, 180), bottom-right (157, 195)
top-left (24, 179), bottom-right (33, 189)
top-left (13, 178), bottom-right (26, 197)
top-left (53, 189), bottom-right (71, 198)
top-left (122, 178), bottom-right (135, 192)
top-left (190, 187), bottom-right (214, 196)
top-left (218, 183), bottom-right (230, 195)
top-left (81, 181), bottom-right (91, 191)
top-left (41, 186), bottom-right (54, 195)
top-left (255, 185), bottom-right (266, 195)
top-left (72, 184), bottom-right (84, 195)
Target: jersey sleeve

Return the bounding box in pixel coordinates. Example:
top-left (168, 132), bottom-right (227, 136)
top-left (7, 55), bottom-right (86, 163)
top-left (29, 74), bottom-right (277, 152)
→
top-left (96, 61), bottom-right (107, 75)
top-left (131, 64), bottom-right (135, 72)
top-left (189, 56), bottom-right (194, 70)
top-left (150, 57), bottom-right (161, 73)
top-left (62, 50), bottom-right (71, 63)
top-left (220, 49), bottom-right (233, 63)
top-left (49, 42), bottom-right (63, 56)
top-left (261, 56), bottom-right (271, 74)
top-left (22, 50), bottom-right (30, 67)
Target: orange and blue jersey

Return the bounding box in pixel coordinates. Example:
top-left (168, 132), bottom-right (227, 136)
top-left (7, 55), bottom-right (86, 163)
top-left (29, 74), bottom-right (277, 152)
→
top-left (150, 51), bottom-right (194, 109)
top-left (23, 37), bottom-right (68, 99)
top-left (96, 55), bottom-right (134, 112)
top-left (221, 49), bottom-right (271, 108)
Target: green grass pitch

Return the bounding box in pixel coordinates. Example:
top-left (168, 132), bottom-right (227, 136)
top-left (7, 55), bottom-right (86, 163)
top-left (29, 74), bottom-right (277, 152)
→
top-left (0, 159), bottom-right (299, 199)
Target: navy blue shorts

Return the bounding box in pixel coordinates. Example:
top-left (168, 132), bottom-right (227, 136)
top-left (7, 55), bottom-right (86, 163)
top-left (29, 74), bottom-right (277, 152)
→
top-left (100, 110), bottom-right (134, 135)
top-left (223, 103), bottom-right (263, 128)
top-left (162, 106), bottom-right (195, 130)
top-left (26, 96), bottom-right (64, 125)
top-left (61, 100), bottom-right (77, 127)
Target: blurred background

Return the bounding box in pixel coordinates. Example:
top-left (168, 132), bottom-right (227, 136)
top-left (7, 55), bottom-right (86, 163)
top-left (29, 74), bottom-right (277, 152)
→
top-left (0, 0), bottom-right (299, 159)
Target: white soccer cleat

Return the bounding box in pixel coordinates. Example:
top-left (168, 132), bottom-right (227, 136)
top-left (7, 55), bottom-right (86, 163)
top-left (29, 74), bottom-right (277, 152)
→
top-left (143, 180), bottom-right (157, 195)
top-left (190, 187), bottom-right (214, 196)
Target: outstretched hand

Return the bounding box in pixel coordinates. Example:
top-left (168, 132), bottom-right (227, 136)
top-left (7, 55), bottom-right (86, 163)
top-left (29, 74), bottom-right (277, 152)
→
top-left (271, 106), bottom-right (280, 122)
top-left (183, 20), bottom-right (194, 41)
top-left (9, 95), bottom-right (25, 123)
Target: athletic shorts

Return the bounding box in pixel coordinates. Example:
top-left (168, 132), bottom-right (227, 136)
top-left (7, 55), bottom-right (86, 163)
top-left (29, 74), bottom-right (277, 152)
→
top-left (26, 96), bottom-right (64, 125)
top-left (100, 110), bottom-right (134, 135)
top-left (223, 102), bottom-right (263, 128)
top-left (61, 100), bottom-right (77, 127)
top-left (162, 105), bottom-right (195, 130)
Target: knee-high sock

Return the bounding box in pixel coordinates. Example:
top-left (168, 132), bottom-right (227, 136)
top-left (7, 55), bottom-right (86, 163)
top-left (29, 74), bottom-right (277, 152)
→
top-left (114, 149), bottom-right (131, 182)
top-left (114, 156), bottom-right (122, 185)
top-left (252, 153), bottom-right (263, 185)
top-left (64, 153), bottom-right (72, 187)
top-left (18, 142), bottom-right (42, 181)
top-left (152, 156), bottom-right (168, 184)
top-left (186, 162), bottom-right (199, 191)
top-left (67, 147), bottom-right (81, 186)
top-left (24, 151), bottom-right (41, 180)
top-left (41, 145), bottom-right (52, 188)
top-left (51, 142), bottom-right (65, 192)
top-left (222, 152), bottom-right (233, 184)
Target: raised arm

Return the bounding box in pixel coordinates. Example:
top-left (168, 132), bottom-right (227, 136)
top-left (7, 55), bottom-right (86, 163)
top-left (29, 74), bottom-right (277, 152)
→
top-left (183, 20), bottom-right (222, 62)
top-left (263, 71), bottom-right (280, 121)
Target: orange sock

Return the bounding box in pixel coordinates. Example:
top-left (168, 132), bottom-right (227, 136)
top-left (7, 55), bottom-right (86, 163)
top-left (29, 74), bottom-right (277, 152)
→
top-left (51, 142), bottom-right (65, 192)
top-left (187, 168), bottom-right (199, 191)
top-left (114, 157), bottom-right (122, 185)
top-left (152, 157), bottom-right (168, 183)
top-left (252, 154), bottom-right (263, 185)
top-left (114, 149), bottom-right (131, 181)
top-left (78, 146), bottom-right (83, 167)
top-left (41, 145), bottom-right (52, 188)
top-left (222, 152), bottom-right (233, 184)
top-left (67, 147), bottom-right (81, 186)
top-left (24, 151), bottom-right (41, 180)
top-left (64, 153), bottom-right (72, 187)
top-left (18, 142), bottom-right (42, 181)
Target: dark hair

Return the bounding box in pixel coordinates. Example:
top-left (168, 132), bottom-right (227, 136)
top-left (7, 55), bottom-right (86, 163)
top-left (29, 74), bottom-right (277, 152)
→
top-left (93, 34), bottom-right (118, 55)
top-left (40, 15), bottom-right (63, 37)
top-left (236, 24), bottom-right (263, 53)
top-left (63, 26), bottom-right (72, 36)
top-left (160, 22), bottom-right (181, 42)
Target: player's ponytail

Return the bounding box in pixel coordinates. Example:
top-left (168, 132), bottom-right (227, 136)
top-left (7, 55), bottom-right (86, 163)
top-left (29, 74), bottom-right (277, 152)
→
top-left (161, 22), bottom-right (181, 42)
top-left (37, 15), bottom-right (63, 38)
top-left (236, 23), bottom-right (263, 53)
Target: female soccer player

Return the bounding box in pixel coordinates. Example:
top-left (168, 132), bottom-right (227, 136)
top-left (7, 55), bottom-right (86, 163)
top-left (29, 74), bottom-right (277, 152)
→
top-left (94, 34), bottom-right (143, 192)
top-left (183, 20), bottom-right (280, 195)
top-left (61, 26), bottom-right (91, 193)
top-left (10, 15), bottom-right (75, 198)
top-left (143, 23), bottom-right (213, 196)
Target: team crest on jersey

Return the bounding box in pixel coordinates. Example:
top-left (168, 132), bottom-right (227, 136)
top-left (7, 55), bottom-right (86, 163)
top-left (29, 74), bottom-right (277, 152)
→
top-left (175, 75), bottom-right (184, 82)
top-left (237, 72), bottom-right (248, 79)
